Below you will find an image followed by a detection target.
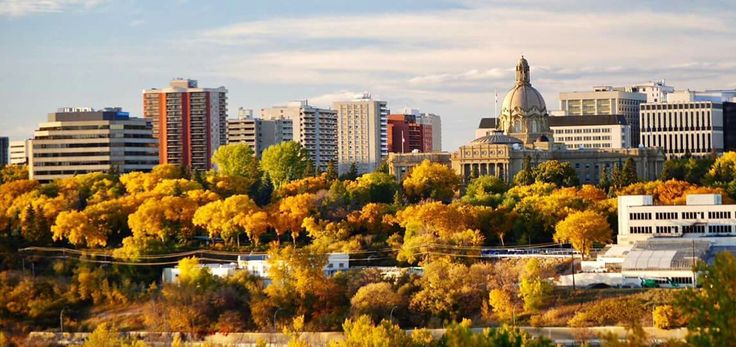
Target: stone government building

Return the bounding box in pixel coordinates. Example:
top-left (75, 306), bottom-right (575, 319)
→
top-left (389, 57), bottom-right (665, 184)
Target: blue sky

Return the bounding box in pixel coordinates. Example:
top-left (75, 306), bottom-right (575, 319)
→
top-left (1, 0), bottom-right (735, 150)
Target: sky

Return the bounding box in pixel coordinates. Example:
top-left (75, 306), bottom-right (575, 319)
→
top-left (1, 0), bottom-right (735, 151)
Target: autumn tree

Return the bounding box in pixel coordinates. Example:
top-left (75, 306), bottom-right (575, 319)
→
top-left (193, 194), bottom-right (266, 246)
top-left (329, 315), bottom-right (415, 347)
top-left (704, 151), bottom-right (736, 184)
top-left (52, 210), bottom-right (107, 247)
top-left (488, 289), bottom-right (515, 322)
top-left (350, 172), bottom-right (398, 204)
top-left (402, 160), bottom-right (460, 203)
top-left (260, 141), bottom-right (309, 188)
top-left (677, 252), bottom-right (736, 346)
top-left (0, 165), bottom-right (28, 183)
top-left (270, 193), bottom-right (319, 244)
top-left (554, 210), bottom-right (611, 257)
top-left (177, 257), bottom-right (214, 288)
top-left (351, 282), bottom-right (403, 321)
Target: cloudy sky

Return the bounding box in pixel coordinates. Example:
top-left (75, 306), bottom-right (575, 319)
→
top-left (1, 0), bottom-right (735, 150)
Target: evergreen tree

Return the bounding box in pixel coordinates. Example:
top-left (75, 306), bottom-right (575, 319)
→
top-left (623, 158), bottom-right (639, 185)
top-left (325, 161), bottom-right (338, 181)
top-left (393, 190), bottom-right (404, 206)
top-left (512, 156), bottom-right (534, 186)
top-left (251, 172), bottom-right (274, 206)
top-left (598, 166), bottom-right (610, 192)
top-left (193, 169), bottom-right (208, 189)
top-left (303, 159), bottom-right (315, 177)
top-left (341, 162), bottom-right (359, 181)
top-left (374, 160), bottom-right (389, 174)
top-left (471, 165), bottom-right (480, 179)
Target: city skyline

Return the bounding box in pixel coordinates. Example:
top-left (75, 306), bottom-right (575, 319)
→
top-left (1, 0), bottom-right (736, 151)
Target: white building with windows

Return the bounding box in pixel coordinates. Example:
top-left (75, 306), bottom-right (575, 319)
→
top-left (549, 115), bottom-right (631, 149)
top-left (334, 95), bottom-right (388, 174)
top-left (237, 253), bottom-right (350, 285)
top-left (9, 139), bottom-right (31, 165)
top-left (639, 90), bottom-right (736, 158)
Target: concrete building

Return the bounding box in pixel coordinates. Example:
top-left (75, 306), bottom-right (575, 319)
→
top-left (9, 139), bottom-right (31, 165)
top-left (334, 95), bottom-right (388, 174)
top-left (386, 152), bottom-right (452, 182)
top-left (478, 115), bottom-right (632, 150)
top-left (227, 107), bottom-right (292, 158)
top-left (628, 81), bottom-right (674, 103)
top-left (640, 90), bottom-right (736, 158)
top-left (559, 86), bottom-right (646, 146)
top-left (162, 263), bottom-right (238, 284)
top-left (0, 137), bottom-right (8, 166)
top-left (453, 57), bottom-right (663, 185)
top-left (30, 107), bottom-right (158, 182)
top-left (419, 112), bottom-right (442, 151)
top-left (261, 100), bottom-right (337, 171)
top-left (143, 78), bottom-right (227, 170)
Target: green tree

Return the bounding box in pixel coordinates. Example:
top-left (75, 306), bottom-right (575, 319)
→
top-left (513, 156), bottom-right (535, 186)
top-left (598, 166), bottom-right (610, 192)
top-left (303, 158), bottom-right (316, 177)
top-left (463, 175), bottom-right (506, 207)
top-left (325, 161), bottom-right (339, 181)
top-left (353, 172), bottom-right (399, 204)
top-left (677, 252), bottom-right (736, 347)
top-left (342, 162), bottom-right (359, 181)
top-left (622, 158), bottom-right (639, 185)
top-left (532, 160), bottom-right (579, 187)
top-left (212, 143), bottom-right (259, 178)
top-left (329, 315), bottom-right (415, 347)
top-left (251, 172), bottom-right (274, 206)
top-left (518, 259), bottom-right (552, 312)
top-left (261, 141), bottom-right (309, 188)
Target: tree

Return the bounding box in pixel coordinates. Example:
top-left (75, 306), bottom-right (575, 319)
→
top-left (352, 172), bottom-right (399, 204)
top-left (211, 143), bottom-right (259, 179)
top-left (489, 289), bottom-right (515, 322)
top-left (402, 160), bottom-right (460, 203)
top-left (271, 193), bottom-right (319, 244)
top-left (193, 195), bottom-right (263, 246)
top-left (329, 315), bottom-right (414, 347)
top-left (303, 158), bottom-right (316, 178)
top-left (463, 175), bottom-right (506, 207)
top-left (351, 282), bottom-right (402, 320)
top-left (677, 252), bottom-right (736, 346)
top-left (325, 161), bottom-right (338, 181)
top-left (598, 166), bottom-right (610, 192)
top-left (342, 163), bottom-right (359, 181)
top-left (52, 210), bottom-right (108, 247)
top-left (704, 151), bottom-right (736, 184)
top-left (622, 158), bottom-right (639, 185)
top-left (513, 156), bottom-right (534, 186)
top-left (532, 160), bottom-right (579, 187)
top-left (252, 172), bottom-right (274, 206)
top-left (554, 210), bottom-right (611, 257)
top-left (0, 165), bottom-right (28, 183)
top-left (518, 258), bottom-right (552, 313)
top-left (177, 257), bottom-right (214, 288)
top-left (260, 141), bottom-right (309, 188)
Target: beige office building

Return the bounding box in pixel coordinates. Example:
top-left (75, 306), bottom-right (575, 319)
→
top-left (30, 107), bottom-right (158, 183)
top-left (334, 95), bottom-right (388, 174)
top-left (261, 101), bottom-right (337, 170)
top-left (9, 139), bottom-right (31, 165)
top-left (227, 107), bottom-right (292, 158)
top-left (559, 87), bottom-right (646, 146)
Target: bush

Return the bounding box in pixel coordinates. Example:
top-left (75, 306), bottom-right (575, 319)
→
top-left (653, 305), bottom-right (677, 329)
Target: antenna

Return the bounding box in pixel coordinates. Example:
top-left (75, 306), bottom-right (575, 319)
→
top-left (494, 89), bottom-right (498, 117)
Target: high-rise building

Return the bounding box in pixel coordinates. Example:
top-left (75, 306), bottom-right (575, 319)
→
top-left (9, 139), bottom-right (31, 165)
top-left (419, 113), bottom-right (441, 152)
top-left (143, 78), bottom-right (227, 170)
top-left (386, 109), bottom-right (436, 153)
top-left (261, 101), bottom-right (337, 170)
top-left (640, 90), bottom-right (736, 158)
top-left (227, 107), bottom-right (292, 157)
top-left (559, 87), bottom-right (647, 146)
top-left (334, 95), bottom-right (388, 174)
top-left (0, 137), bottom-right (8, 166)
top-left (30, 107), bottom-right (158, 182)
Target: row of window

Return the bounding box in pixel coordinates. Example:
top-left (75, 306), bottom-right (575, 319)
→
top-left (554, 128), bottom-right (612, 134)
top-left (630, 212), bottom-right (651, 220)
top-left (631, 225), bottom-right (735, 234)
top-left (557, 136), bottom-right (612, 142)
top-left (632, 211), bottom-right (734, 220)
top-left (641, 103), bottom-right (713, 110)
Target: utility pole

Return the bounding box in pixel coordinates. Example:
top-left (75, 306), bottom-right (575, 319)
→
top-left (60, 308), bottom-right (64, 333)
top-left (571, 250), bottom-right (576, 291)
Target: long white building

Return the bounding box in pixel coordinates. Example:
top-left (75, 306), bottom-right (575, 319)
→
top-left (9, 139), bottom-right (31, 165)
top-left (261, 101), bottom-right (337, 171)
top-left (30, 107), bottom-right (159, 182)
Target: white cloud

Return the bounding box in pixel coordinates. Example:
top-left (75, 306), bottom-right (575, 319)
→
top-left (0, 0), bottom-right (103, 17)
top-left (128, 19), bottom-right (144, 27)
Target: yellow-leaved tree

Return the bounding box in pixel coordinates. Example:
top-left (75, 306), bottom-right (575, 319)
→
top-left (553, 210), bottom-right (611, 257)
top-left (193, 194), bottom-right (267, 246)
top-left (52, 210), bottom-right (107, 247)
top-left (402, 160), bottom-right (460, 203)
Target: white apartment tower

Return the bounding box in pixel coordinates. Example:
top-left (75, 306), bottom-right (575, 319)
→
top-left (30, 107), bottom-right (158, 182)
top-left (260, 101), bottom-right (337, 171)
top-left (334, 94), bottom-right (388, 174)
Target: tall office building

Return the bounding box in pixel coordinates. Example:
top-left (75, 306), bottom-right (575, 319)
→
top-left (0, 137), bottom-right (8, 166)
top-left (559, 87), bottom-right (646, 146)
top-left (387, 109), bottom-right (435, 153)
top-left (143, 78), bottom-right (227, 170)
top-left (30, 107), bottom-right (158, 183)
top-left (261, 100), bottom-right (336, 170)
top-left (334, 95), bottom-right (388, 174)
top-left (9, 139), bottom-right (31, 165)
top-left (640, 90), bottom-right (736, 158)
top-left (419, 112), bottom-right (442, 152)
top-left (227, 107), bottom-right (292, 157)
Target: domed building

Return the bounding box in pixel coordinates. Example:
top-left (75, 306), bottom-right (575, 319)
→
top-left (450, 57), bottom-right (665, 183)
